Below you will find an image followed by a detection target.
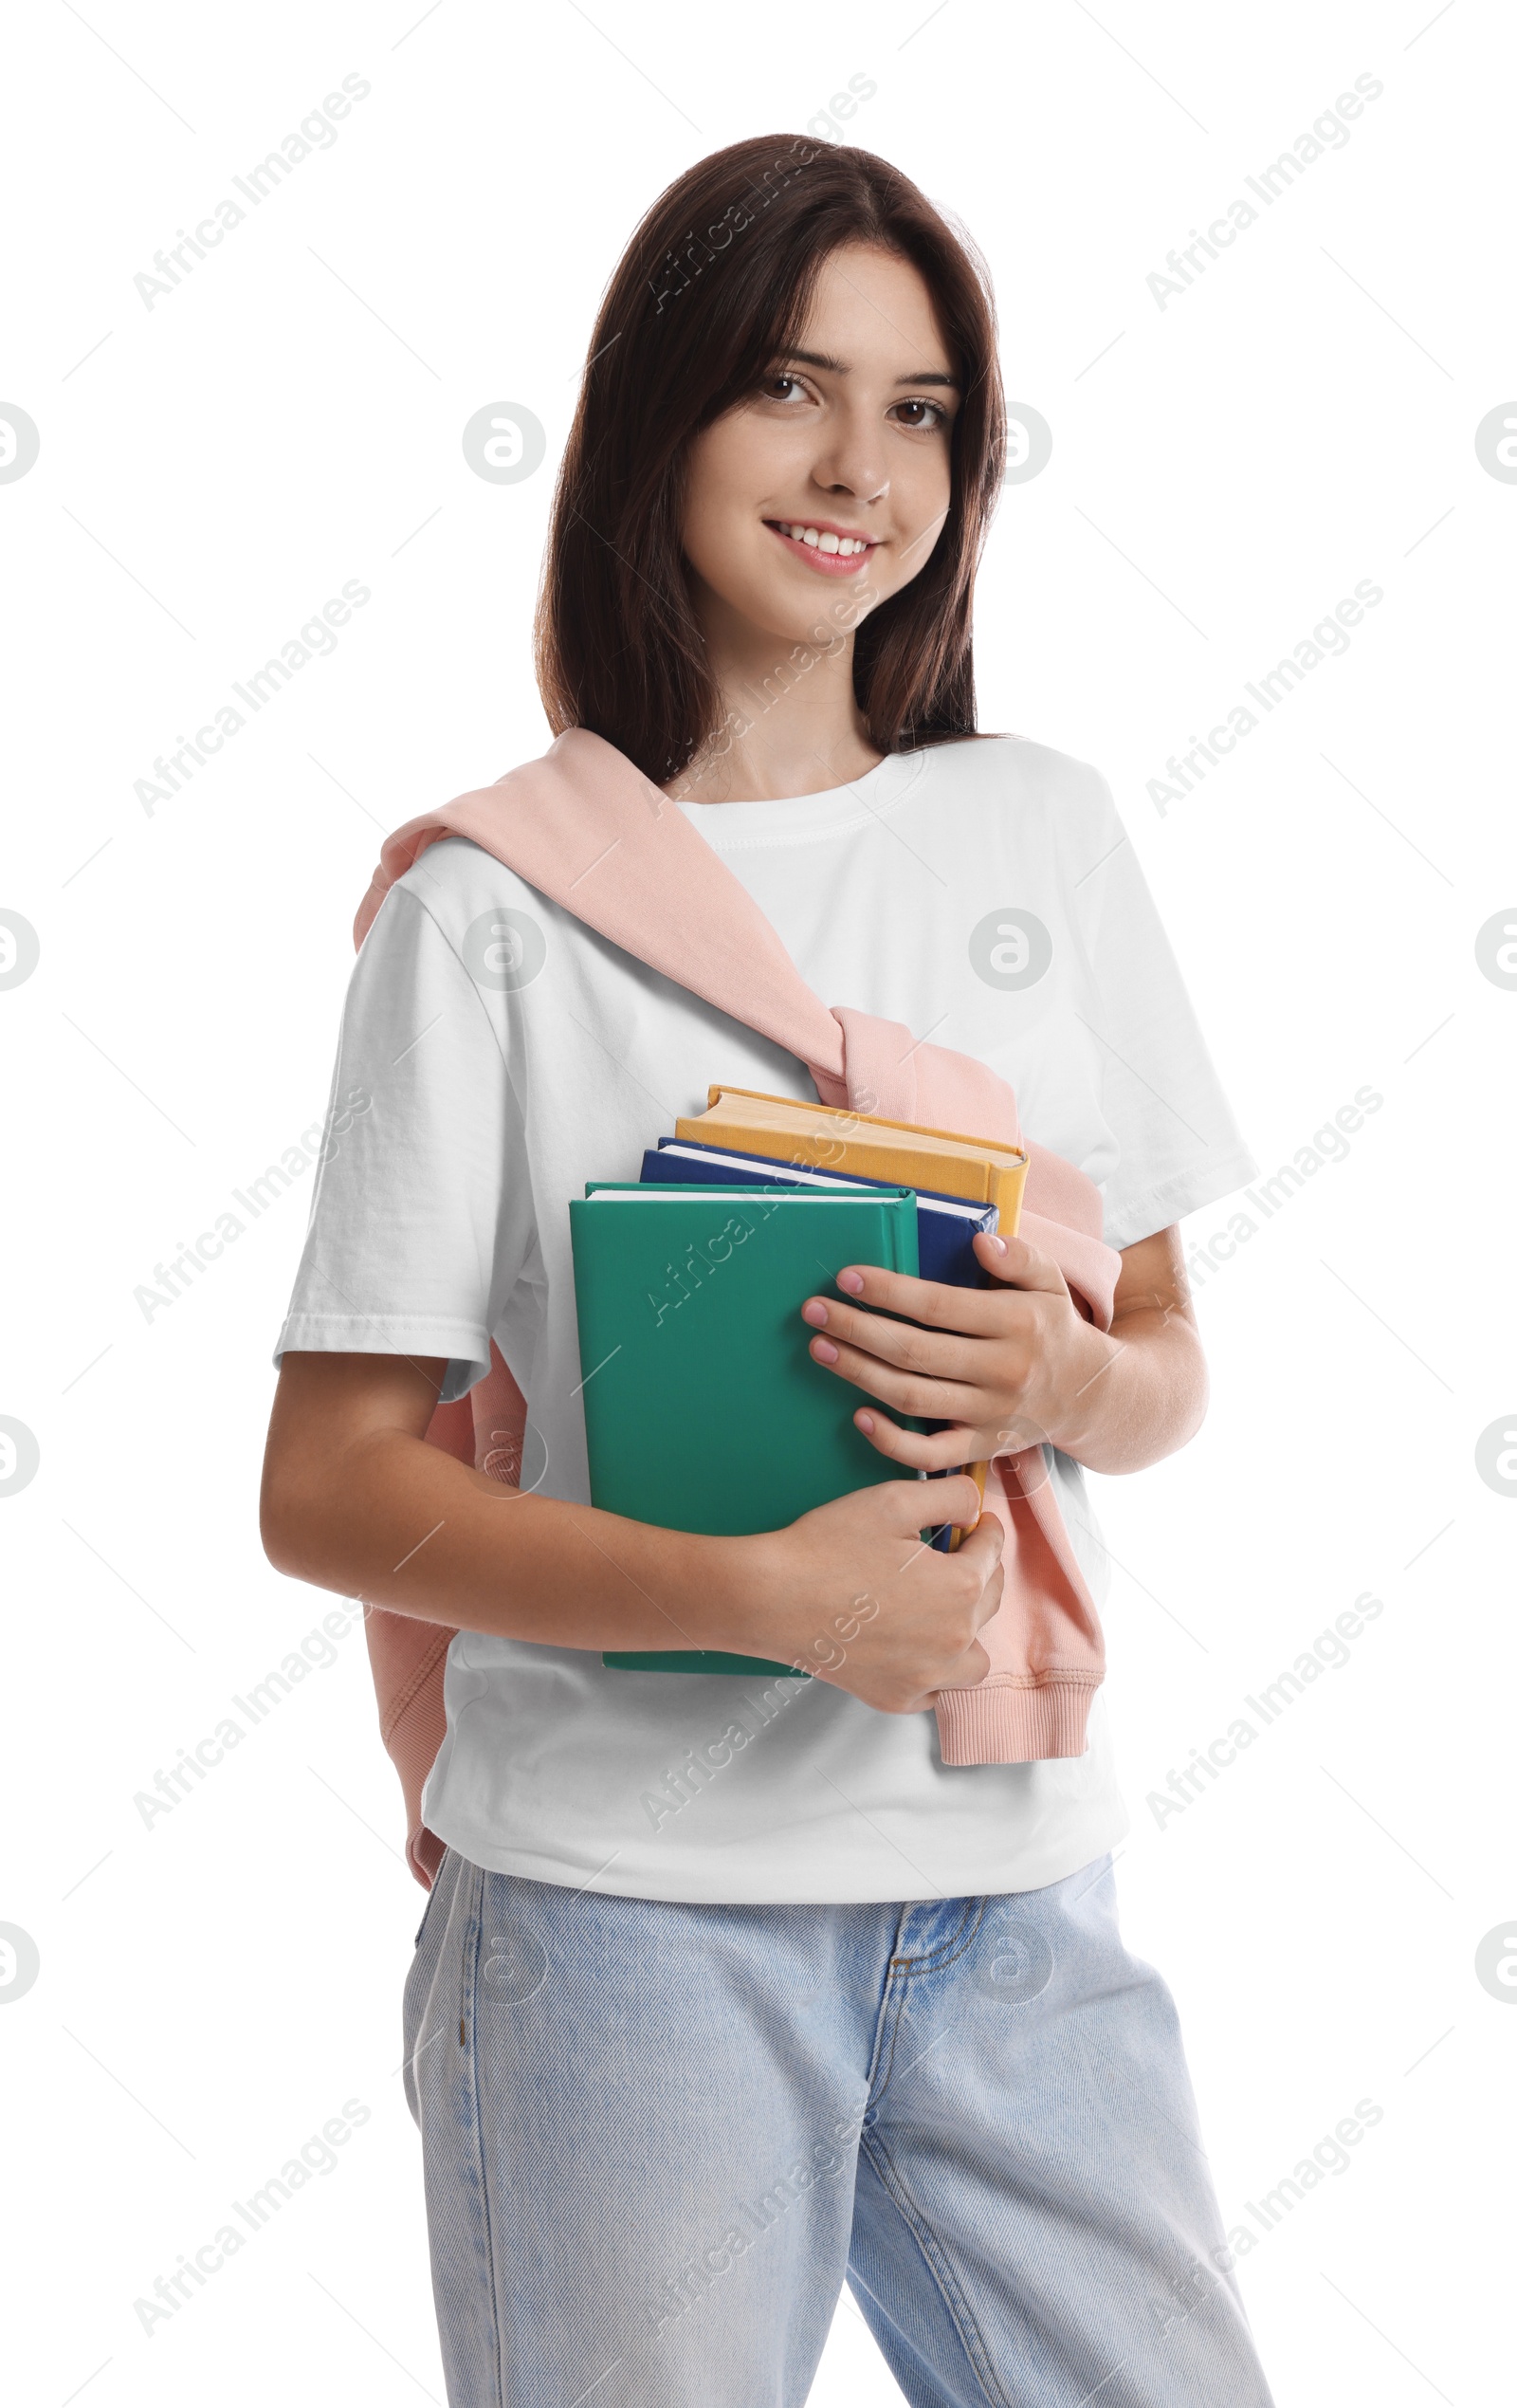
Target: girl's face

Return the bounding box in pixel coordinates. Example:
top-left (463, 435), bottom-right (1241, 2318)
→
top-left (679, 242), bottom-right (961, 648)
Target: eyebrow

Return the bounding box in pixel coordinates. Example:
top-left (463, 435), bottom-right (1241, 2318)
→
top-left (780, 346), bottom-right (961, 392)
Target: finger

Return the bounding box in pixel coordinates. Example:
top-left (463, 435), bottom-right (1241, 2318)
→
top-left (960, 1573), bottom-right (1005, 1643)
top-left (954, 1510), bottom-right (1006, 1586)
top-left (964, 1554), bottom-right (1005, 1636)
top-left (824, 1263), bottom-right (1014, 1336)
top-left (883, 1470), bottom-right (983, 1531)
top-left (974, 1229), bottom-right (1071, 1299)
top-left (802, 1295), bottom-right (990, 1383)
top-left (929, 1635), bottom-right (992, 1698)
top-left (851, 1409), bottom-right (979, 1471)
top-left (809, 1333), bottom-right (987, 1426)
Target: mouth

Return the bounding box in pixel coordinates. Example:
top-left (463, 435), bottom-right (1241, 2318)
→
top-left (764, 518), bottom-right (880, 577)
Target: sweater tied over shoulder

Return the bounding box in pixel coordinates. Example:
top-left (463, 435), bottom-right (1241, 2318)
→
top-left (353, 729), bottom-right (1124, 1888)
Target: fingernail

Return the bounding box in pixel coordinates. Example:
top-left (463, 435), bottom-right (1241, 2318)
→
top-left (837, 1269), bottom-right (865, 1295)
top-left (800, 1298), bottom-right (828, 1326)
top-left (986, 1234), bottom-right (1008, 1254)
top-left (856, 1411), bottom-right (875, 1434)
top-left (812, 1338), bottom-right (839, 1364)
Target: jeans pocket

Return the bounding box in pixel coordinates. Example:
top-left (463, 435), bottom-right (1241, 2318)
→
top-left (413, 1847), bottom-right (453, 1949)
top-left (402, 1849), bottom-right (456, 2132)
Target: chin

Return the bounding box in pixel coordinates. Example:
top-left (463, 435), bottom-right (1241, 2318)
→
top-left (745, 567), bottom-right (878, 647)
top-left (761, 592), bottom-right (845, 644)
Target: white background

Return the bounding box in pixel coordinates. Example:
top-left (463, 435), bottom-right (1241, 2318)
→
top-left (3, 2), bottom-right (1512, 2400)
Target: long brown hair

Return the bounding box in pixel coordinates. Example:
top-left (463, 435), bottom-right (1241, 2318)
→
top-left (534, 134), bottom-right (1006, 784)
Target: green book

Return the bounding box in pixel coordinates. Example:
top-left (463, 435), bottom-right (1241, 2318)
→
top-left (569, 1183), bottom-right (921, 1676)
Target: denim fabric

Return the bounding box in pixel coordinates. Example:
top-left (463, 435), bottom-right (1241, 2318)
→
top-left (403, 1848), bottom-right (1273, 2407)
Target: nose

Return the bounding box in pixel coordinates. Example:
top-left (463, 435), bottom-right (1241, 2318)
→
top-left (811, 403), bottom-right (888, 510)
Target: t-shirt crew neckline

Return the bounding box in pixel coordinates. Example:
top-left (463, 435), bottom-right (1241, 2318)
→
top-left (671, 747), bottom-right (921, 848)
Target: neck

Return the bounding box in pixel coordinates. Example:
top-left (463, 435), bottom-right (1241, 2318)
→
top-left (664, 580), bottom-right (886, 803)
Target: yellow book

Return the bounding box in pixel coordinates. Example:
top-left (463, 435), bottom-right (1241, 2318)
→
top-left (673, 1089), bottom-right (1030, 1547)
top-left (674, 1087), bottom-right (1030, 1229)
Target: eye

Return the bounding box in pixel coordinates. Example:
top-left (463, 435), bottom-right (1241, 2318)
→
top-left (889, 397), bottom-right (950, 432)
top-left (758, 370), bottom-right (813, 404)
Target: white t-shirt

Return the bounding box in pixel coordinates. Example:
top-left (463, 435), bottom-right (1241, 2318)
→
top-left (275, 735), bottom-right (1255, 1904)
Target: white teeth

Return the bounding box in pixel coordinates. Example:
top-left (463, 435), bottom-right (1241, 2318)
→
top-left (781, 523), bottom-right (869, 555)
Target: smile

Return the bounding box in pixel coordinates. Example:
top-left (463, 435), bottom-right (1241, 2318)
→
top-left (765, 520), bottom-right (879, 576)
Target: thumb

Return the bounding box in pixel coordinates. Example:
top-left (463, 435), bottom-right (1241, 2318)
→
top-left (885, 1472), bottom-right (983, 1532)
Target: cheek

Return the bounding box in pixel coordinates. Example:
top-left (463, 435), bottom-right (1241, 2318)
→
top-left (680, 417), bottom-right (844, 637)
top-left (888, 450), bottom-right (953, 565)
top-left (679, 425), bottom-right (778, 602)
top-left (679, 436), bottom-right (736, 578)
top-left (682, 412), bottom-right (786, 552)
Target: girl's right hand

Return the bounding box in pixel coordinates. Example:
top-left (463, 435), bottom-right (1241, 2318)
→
top-left (740, 1476), bottom-right (1003, 1713)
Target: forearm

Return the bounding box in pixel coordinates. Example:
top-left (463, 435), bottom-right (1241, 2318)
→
top-left (264, 1408), bottom-right (753, 1655)
top-left (262, 1354), bottom-right (1009, 1710)
top-left (1046, 1309), bottom-right (1208, 1474)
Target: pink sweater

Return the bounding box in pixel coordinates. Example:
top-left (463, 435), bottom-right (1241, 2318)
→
top-left (352, 730), bottom-right (1123, 1886)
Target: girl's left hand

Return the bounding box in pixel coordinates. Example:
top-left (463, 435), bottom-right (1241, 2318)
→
top-left (799, 1228), bottom-right (1113, 1467)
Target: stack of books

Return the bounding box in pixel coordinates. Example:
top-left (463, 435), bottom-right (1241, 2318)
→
top-left (569, 1089), bottom-right (1029, 1678)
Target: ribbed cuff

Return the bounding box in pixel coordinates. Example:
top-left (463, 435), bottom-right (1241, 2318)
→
top-left (934, 1678), bottom-right (1099, 1765)
top-left (409, 1822), bottom-right (448, 1889)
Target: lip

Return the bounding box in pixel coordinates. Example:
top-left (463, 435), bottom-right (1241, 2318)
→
top-left (764, 518), bottom-right (880, 577)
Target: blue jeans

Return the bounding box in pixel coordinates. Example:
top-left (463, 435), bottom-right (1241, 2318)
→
top-left (403, 1848), bottom-right (1273, 2406)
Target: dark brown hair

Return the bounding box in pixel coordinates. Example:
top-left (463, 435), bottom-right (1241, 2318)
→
top-left (534, 134), bottom-right (1006, 784)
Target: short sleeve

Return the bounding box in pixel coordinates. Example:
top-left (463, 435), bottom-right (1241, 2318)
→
top-left (273, 881), bottom-right (533, 1401)
top-left (1067, 775), bottom-right (1257, 1251)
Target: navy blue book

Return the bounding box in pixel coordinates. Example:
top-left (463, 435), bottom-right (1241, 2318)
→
top-left (640, 1140), bottom-right (999, 1285)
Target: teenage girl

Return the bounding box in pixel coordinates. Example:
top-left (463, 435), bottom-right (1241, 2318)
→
top-left (263, 134), bottom-right (1273, 2408)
